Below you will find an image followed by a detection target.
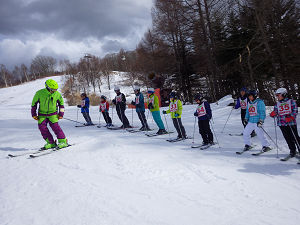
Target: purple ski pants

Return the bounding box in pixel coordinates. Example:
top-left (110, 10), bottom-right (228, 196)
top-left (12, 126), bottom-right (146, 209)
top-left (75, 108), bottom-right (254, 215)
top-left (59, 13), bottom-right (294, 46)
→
top-left (38, 119), bottom-right (66, 144)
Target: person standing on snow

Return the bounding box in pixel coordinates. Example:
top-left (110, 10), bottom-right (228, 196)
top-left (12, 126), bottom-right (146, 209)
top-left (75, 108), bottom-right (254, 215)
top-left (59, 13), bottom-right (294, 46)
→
top-left (234, 87), bottom-right (256, 137)
top-left (99, 95), bottom-right (113, 127)
top-left (31, 79), bottom-right (68, 149)
top-left (112, 86), bottom-right (131, 128)
top-left (270, 88), bottom-right (300, 160)
top-left (131, 86), bottom-right (150, 131)
top-left (193, 94), bottom-right (214, 146)
top-left (147, 88), bottom-right (167, 135)
top-left (242, 90), bottom-right (270, 152)
top-left (77, 93), bottom-right (93, 126)
top-left (163, 92), bottom-right (187, 139)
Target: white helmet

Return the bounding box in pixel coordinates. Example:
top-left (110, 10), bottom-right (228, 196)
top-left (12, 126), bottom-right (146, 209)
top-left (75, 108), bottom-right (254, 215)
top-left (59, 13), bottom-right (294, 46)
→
top-left (275, 88), bottom-right (287, 97)
top-left (114, 86), bottom-right (120, 91)
top-left (133, 85), bottom-right (140, 91)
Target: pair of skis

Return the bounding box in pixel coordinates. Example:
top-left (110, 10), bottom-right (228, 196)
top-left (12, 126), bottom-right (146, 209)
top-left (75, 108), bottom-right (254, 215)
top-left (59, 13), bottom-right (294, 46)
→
top-left (145, 131), bottom-right (174, 137)
top-left (7, 145), bottom-right (72, 158)
top-left (191, 143), bottom-right (215, 150)
top-left (235, 145), bottom-right (272, 156)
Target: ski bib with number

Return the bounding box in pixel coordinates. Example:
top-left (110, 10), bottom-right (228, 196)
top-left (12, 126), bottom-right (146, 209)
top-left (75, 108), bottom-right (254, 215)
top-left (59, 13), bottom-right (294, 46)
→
top-left (81, 100), bottom-right (85, 107)
top-left (116, 95), bottom-right (122, 103)
top-left (248, 102), bottom-right (258, 116)
top-left (170, 101), bottom-right (178, 112)
top-left (277, 100), bottom-right (292, 116)
top-left (197, 103), bottom-right (207, 117)
top-left (240, 98), bottom-right (248, 110)
top-left (100, 103), bottom-right (106, 111)
top-left (135, 96), bottom-right (140, 104)
top-left (149, 96), bottom-right (154, 104)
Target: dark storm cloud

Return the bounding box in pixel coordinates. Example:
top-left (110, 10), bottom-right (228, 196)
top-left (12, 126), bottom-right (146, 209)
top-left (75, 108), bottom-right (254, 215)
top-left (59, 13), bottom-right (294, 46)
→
top-left (0, 0), bottom-right (152, 68)
top-left (0, 0), bottom-right (151, 40)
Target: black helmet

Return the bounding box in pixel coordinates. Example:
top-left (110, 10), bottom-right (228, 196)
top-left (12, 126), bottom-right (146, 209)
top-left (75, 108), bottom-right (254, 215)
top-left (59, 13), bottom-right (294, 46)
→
top-left (81, 93), bottom-right (87, 97)
top-left (169, 91), bottom-right (178, 99)
top-left (100, 95), bottom-right (106, 100)
top-left (194, 93), bottom-right (202, 101)
top-left (240, 87), bottom-right (248, 93)
top-left (248, 90), bottom-right (257, 98)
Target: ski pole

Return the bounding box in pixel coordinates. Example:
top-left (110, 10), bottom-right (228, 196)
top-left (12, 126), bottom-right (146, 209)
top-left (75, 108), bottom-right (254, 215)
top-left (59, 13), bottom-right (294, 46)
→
top-left (64, 117), bottom-right (85, 125)
top-left (288, 124), bottom-right (300, 152)
top-left (221, 108), bottom-right (234, 133)
top-left (192, 116), bottom-right (197, 144)
top-left (274, 117), bottom-right (279, 158)
top-left (260, 126), bottom-right (280, 150)
top-left (98, 111), bottom-right (102, 126)
top-left (76, 108), bottom-right (79, 127)
top-left (210, 120), bottom-right (220, 148)
top-left (163, 113), bottom-right (171, 138)
top-left (131, 107), bottom-right (134, 127)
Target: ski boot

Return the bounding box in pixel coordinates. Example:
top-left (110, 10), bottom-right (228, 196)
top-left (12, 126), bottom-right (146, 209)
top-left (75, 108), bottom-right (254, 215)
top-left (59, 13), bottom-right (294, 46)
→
top-left (42, 139), bottom-right (57, 150)
top-left (57, 138), bottom-right (68, 149)
top-left (262, 146), bottom-right (271, 152)
top-left (244, 145), bottom-right (252, 151)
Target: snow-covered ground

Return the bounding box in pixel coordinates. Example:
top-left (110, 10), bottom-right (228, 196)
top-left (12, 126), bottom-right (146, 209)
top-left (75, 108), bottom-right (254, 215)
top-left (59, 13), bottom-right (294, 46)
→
top-left (0, 76), bottom-right (300, 225)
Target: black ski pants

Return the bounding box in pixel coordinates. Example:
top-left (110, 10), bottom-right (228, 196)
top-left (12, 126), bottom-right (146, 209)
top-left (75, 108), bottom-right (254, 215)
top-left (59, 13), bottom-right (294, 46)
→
top-left (102, 111), bottom-right (112, 124)
top-left (279, 125), bottom-right (300, 156)
top-left (172, 118), bottom-right (186, 138)
top-left (198, 119), bottom-right (213, 144)
top-left (82, 112), bottom-right (92, 124)
top-left (241, 109), bottom-right (247, 127)
top-left (116, 108), bottom-right (130, 127)
top-left (137, 111), bottom-right (149, 128)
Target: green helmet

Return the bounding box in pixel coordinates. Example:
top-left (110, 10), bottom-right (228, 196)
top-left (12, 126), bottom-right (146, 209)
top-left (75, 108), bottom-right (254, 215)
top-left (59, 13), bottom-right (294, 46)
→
top-left (45, 79), bottom-right (58, 90)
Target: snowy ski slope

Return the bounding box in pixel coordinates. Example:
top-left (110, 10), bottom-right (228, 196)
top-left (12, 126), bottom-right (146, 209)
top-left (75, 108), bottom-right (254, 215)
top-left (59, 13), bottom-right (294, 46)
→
top-left (0, 76), bottom-right (300, 225)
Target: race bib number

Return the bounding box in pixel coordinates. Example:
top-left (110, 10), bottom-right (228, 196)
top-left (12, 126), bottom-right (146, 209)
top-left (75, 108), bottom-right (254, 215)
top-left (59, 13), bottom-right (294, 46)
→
top-left (277, 100), bottom-right (292, 116)
top-left (170, 101), bottom-right (178, 112)
top-left (135, 96), bottom-right (140, 104)
top-left (197, 104), bottom-right (207, 117)
top-left (100, 103), bottom-right (106, 111)
top-left (248, 103), bottom-right (258, 116)
top-left (81, 100), bottom-right (85, 107)
top-left (149, 96), bottom-right (154, 104)
top-left (240, 99), bottom-right (247, 109)
top-left (116, 95), bottom-right (122, 103)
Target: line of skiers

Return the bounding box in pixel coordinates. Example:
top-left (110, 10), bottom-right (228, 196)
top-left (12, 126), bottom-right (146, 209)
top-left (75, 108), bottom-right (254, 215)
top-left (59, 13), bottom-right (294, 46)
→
top-left (31, 79), bottom-right (300, 162)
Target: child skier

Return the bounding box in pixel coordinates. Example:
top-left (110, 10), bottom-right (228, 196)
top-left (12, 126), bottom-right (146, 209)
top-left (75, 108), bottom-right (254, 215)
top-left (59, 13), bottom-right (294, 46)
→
top-left (77, 93), bottom-right (93, 126)
top-left (31, 79), bottom-right (68, 149)
top-left (112, 86), bottom-right (131, 128)
top-left (99, 95), bottom-right (113, 127)
top-left (147, 88), bottom-right (167, 135)
top-left (131, 86), bottom-right (150, 131)
top-left (163, 92), bottom-right (187, 139)
top-left (234, 87), bottom-right (255, 137)
top-left (270, 88), bottom-right (300, 161)
top-left (193, 94), bottom-right (214, 146)
top-left (242, 90), bottom-right (270, 152)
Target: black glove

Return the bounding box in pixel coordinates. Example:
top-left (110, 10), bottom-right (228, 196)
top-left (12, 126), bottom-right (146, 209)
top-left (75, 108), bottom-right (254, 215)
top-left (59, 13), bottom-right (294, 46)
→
top-left (148, 103), bottom-right (153, 109)
top-left (112, 99), bottom-right (116, 105)
top-left (162, 110), bottom-right (167, 114)
top-left (194, 112), bottom-right (198, 117)
top-left (131, 101), bottom-right (136, 106)
top-left (77, 105), bottom-right (81, 108)
top-left (257, 120), bottom-right (263, 128)
top-left (243, 119), bottom-right (248, 126)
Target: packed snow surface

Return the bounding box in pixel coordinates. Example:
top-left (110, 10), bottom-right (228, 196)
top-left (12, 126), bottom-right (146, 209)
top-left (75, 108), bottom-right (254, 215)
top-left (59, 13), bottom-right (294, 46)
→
top-left (0, 76), bottom-right (300, 225)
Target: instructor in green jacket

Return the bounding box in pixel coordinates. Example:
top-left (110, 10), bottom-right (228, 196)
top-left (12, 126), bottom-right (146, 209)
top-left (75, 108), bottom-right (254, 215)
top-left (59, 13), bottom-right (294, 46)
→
top-left (31, 79), bottom-right (68, 149)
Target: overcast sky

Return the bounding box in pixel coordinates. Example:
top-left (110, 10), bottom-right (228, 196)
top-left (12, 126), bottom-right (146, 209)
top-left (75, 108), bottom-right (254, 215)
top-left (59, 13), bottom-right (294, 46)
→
top-left (0, 0), bottom-right (153, 69)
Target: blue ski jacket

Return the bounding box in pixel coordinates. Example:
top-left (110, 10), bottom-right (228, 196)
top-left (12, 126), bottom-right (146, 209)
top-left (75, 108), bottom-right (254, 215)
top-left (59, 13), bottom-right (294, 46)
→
top-left (245, 98), bottom-right (266, 123)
